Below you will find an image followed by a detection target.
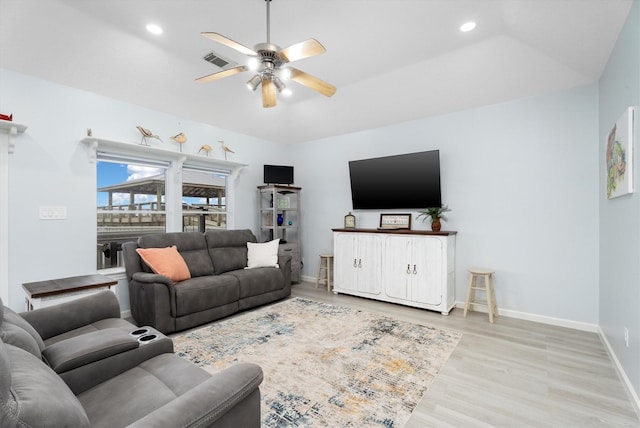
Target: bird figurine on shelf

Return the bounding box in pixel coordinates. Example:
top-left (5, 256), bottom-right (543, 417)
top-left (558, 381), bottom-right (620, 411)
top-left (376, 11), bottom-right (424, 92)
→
top-left (198, 144), bottom-right (212, 156)
top-left (170, 132), bottom-right (187, 152)
top-left (219, 140), bottom-right (234, 160)
top-left (136, 126), bottom-right (163, 146)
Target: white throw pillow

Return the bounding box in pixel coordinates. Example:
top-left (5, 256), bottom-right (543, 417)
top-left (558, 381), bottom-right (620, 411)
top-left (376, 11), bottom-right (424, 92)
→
top-left (246, 239), bottom-right (280, 269)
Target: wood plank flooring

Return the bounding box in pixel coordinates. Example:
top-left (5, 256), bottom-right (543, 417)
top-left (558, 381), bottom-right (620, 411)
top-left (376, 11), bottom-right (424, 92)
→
top-left (291, 282), bottom-right (639, 427)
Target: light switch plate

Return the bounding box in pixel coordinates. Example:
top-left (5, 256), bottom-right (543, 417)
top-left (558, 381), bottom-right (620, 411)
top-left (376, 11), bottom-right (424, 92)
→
top-left (40, 206), bottom-right (67, 220)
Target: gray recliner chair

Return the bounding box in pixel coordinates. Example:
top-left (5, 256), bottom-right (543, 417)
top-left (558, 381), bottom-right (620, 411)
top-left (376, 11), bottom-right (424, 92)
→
top-left (0, 291), bottom-right (263, 427)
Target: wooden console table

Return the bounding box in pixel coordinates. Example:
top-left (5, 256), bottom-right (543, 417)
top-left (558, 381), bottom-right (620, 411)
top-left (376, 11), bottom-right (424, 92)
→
top-left (22, 274), bottom-right (117, 311)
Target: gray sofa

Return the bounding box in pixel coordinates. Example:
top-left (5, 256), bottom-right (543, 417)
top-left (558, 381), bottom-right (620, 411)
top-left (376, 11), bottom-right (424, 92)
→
top-left (123, 229), bottom-right (292, 334)
top-left (0, 291), bottom-right (263, 427)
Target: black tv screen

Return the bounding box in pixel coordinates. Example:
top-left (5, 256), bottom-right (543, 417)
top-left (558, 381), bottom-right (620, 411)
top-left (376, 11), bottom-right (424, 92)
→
top-left (264, 164), bottom-right (294, 185)
top-left (348, 150), bottom-right (441, 209)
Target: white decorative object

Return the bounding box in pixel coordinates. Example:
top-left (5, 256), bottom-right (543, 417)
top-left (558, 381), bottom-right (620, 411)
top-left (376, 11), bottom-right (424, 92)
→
top-left (246, 239), bottom-right (280, 269)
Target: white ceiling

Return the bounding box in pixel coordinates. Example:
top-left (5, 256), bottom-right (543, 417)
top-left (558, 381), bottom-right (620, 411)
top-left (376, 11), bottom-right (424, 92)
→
top-left (0, 0), bottom-right (633, 144)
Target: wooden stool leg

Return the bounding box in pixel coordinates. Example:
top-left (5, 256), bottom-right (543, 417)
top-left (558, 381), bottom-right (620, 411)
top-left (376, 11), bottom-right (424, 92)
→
top-left (464, 273), bottom-right (474, 318)
top-left (326, 257), bottom-right (332, 292)
top-left (489, 274), bottom-right (498, 319)
top-left (315, 258), bottom-right (323, 288)
top-left (485, 274), bottom-right (494, 323)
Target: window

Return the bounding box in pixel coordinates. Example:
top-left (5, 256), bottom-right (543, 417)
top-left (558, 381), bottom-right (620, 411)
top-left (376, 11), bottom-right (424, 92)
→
top-left (97, 158), bottom-right (168, 269)
top-left (182, 169), bottom-right (227, 232)
top-left (87, 137), bottom-right (239, 270)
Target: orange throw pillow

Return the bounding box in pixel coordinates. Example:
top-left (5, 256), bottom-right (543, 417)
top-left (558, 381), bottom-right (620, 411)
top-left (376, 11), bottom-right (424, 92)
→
top-left (136, 246), bottom-right (191, 283)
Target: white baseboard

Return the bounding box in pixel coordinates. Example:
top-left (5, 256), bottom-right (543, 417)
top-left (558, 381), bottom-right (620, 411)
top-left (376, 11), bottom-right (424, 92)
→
top-left (120, 309), bottom-right (132, 320)
top-left (454, 301), bottom-right (599, 332)
top-left (598, 327), bottom-right (640, 419)
top-left (298, 277), bottom-right (600, 332)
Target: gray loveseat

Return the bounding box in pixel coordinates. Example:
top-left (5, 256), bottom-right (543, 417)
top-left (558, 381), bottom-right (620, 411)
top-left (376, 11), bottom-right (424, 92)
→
top-left (123, 229), bottom-right (292, 334)
top-left (0, 291), bottom-right (263, 427)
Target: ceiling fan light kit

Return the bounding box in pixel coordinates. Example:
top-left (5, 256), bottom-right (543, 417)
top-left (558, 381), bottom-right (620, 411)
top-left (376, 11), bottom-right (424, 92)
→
top-left (196, 0), bottom-right (336, 108)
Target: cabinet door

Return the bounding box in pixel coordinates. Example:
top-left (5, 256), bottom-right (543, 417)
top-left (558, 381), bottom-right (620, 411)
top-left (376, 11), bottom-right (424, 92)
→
top-left (334, 233), bottom-right (358, 292)
top-left (383, 236), bottom-right (411, 300)
top-left (356, 234), bottom-right (382, 295)
top-left (411, 237), bottom-right (443, 305)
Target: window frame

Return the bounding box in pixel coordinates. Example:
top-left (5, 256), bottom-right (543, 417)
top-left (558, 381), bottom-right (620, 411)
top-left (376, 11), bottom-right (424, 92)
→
top-left (85, 137), bottom-right (246, 270)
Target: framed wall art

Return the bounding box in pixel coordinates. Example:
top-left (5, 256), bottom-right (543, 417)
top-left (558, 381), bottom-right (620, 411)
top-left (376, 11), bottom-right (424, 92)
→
top-left (606, 107), bottom-right (635, 199)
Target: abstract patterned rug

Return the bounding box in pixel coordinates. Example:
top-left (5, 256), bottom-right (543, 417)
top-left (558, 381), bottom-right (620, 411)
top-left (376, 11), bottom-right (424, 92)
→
top-left (173, 298), bottom-right (461, 427)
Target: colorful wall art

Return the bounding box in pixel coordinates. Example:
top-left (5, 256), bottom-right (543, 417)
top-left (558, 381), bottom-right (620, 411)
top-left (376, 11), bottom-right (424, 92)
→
top-left (606, 107), bottom-right (635, 199)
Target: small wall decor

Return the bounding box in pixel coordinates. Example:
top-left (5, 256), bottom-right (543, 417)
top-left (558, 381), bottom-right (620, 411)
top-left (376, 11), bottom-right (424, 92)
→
top-left (606, 107), bottom-right (635, 199)
top-left (379, 214), bottom-right (411, 230)
top-left (136, 126), bottom-right (163, 146)
top-left (344, 212), bottom-right (356, 228)
top-left (170, 132), bottom-right (187, 152)
top-left (198, 144), bottom-right (212, 156)
top-left (219, 140), bottom-right (234, 160)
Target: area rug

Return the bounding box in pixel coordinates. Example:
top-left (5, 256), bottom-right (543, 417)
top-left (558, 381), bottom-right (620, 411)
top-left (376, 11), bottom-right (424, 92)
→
top-left (173, 298), bottom-right (461, 427)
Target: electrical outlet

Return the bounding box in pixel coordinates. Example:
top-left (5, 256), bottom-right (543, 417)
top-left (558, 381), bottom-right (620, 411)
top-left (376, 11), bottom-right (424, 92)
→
top-left (624, 327), bottom-right (629, 348)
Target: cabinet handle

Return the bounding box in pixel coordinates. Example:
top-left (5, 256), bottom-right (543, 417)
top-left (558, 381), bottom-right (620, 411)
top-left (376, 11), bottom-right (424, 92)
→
top-left (413, 265), bottom-right (417, 275)
top-left (353, 259), bottom-right (358, 268)
top-left (358, 259), bottom-right (362, 268)
top-left (406, 264), bottom-right (411, 274)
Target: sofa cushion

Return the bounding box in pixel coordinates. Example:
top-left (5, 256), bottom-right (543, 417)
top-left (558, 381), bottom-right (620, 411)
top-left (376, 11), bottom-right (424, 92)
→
top-left (174, 275), bottom-right (240, 317)
top-left (78, 353), bottom-right (210, 428)
top-left (229, 267), bottom-right (285, 299)
top-left (138, 232), bottom-right (214, 277)
top-left (136, 246), bottom-right (191, 282)
top-left (205, 229), bottom-right (257, 274)
top-left (246, 239), bottom-right (280, 269)
top-left (0, 340), bottom-right (91, 427)
top-left (1, 306), bottom-right (45, 358)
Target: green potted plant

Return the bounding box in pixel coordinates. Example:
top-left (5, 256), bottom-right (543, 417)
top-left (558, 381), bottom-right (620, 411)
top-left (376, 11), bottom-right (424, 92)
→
top-left (417, 205), bottom-right (451, 231)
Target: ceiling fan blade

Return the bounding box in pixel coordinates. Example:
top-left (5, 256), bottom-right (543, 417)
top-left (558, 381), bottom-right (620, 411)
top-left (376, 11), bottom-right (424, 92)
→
top-left (201, 32), bottom-right (257, 56)
top-left (280, 39), bottom-right (326, 63)
top-left (289, 68), bottom-right (336, 97)
top-left (262, 79), bottom-right (277, 108)
top-left (195, 66), bottom-right (247, 84)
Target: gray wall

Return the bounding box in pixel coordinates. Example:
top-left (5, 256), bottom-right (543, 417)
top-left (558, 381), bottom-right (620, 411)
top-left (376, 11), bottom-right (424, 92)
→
top-left (598, 0), bottom-right (640, 405)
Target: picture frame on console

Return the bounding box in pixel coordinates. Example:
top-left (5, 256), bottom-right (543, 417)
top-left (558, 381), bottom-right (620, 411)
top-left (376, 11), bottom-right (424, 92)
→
top-left (379, 214), bottom-right (411, 230)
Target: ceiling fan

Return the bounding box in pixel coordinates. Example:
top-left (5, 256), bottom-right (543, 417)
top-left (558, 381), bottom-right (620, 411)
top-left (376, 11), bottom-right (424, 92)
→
top-left (196, 0), bottom-right (336, 108)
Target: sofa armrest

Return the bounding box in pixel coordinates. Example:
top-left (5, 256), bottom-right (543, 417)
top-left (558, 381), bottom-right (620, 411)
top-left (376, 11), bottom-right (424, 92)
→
top-left (129, 273), bottom-right (177, 333)
top-left (19, 290), bottom-right (121, 341)
top-left (42, 328), bottom-right (139, 373)
top-left (132, 272), bottom-right (174, 286)
top-left (127, 363), bottom-right (263, 428)
top-left (278, 254), bottom-right (292, 286)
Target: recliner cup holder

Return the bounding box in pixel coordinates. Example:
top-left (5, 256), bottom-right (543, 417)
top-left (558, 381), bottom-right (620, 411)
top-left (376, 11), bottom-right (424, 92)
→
top-left (138, 334), bottom-right (158, 344)
top-left (130, 328), bottom-right (149, 337)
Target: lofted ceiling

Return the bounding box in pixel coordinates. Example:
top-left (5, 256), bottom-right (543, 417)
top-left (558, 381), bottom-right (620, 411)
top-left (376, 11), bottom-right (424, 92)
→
top-left (0, 0), bottom-right (633, 144)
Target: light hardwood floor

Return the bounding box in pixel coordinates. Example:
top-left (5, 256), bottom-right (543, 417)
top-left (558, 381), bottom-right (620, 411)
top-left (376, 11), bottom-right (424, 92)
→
top-left (291, 281), bottom-right (640, 427)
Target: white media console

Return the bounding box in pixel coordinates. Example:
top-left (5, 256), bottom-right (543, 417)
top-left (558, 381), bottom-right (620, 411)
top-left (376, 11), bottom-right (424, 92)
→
top-left (332, 228), bottom-right (456, 315)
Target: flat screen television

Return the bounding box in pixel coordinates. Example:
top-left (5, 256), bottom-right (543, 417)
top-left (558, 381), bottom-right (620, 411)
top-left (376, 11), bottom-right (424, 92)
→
top-left (348, 150), bottom-right (441, 209)
top-left (264, 164), bottom-right (294, 185)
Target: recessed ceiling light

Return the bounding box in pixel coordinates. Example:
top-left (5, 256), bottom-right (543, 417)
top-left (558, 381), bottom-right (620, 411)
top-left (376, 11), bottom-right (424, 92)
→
top-left (146, 23), bottom-right (163, 35)
top-left (460, 21), bottom-right (476, 32)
